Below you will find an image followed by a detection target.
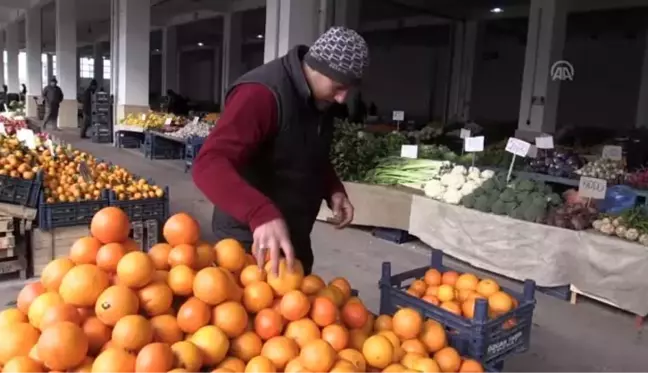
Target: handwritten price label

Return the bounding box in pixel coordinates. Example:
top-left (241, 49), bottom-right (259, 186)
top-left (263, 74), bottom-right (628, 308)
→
top-left (460, 128), bottom-right (471, 139)
top-left (140, 114), bottom-right (146, 121)
top-left (400, 145), bottom-right (419, 159)
top-left (192, 116), bottom-right (200, 125)
top-left (535, 135), bottom-right (554, 149)
top-left (464, 136), bottom-right (484, 152)
top-left (505, 138), bottom-right (531, 157)
top-left (527, 145), bottom-right (538, 158)
top-left (164, 117), bottom-right (172, 125)
top-left (578, 176), bottom-right (607, 199)
top-left (601, 145), bottom-right (622, 160)
top-left (392, 111), bottom-right (404, 121)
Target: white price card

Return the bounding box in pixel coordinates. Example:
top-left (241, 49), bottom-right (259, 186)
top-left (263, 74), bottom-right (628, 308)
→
top-left (578, 176), bottom-right (607, 199)
top-left (140, 113), bottom-right (146, 121)
top-left (392, 111), bottom-right (405, 121)
top-left (535, 135), bottom-right (554, 149)
top-left (527, 145), bottom-right (538, 158)
top-left (505, 137), bottom-right (531, 157)
top-left (464, 136), bottom-right (484, 152)
top-left (164, 117), bottom-right (172, 125)
top-left (601, 145), bottom-right (623, 160)
top-left (460, 128), bottom-right (471, 139)
top-left (192, 116), bottom-right (199, 125)
top-left (400, 145), bottom-right (419, 159)
top-left (0, 123), bottom-right (5, 135)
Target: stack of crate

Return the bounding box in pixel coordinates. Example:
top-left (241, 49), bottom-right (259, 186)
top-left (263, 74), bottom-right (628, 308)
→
top-left (91, 92), bottom-right (113, 143)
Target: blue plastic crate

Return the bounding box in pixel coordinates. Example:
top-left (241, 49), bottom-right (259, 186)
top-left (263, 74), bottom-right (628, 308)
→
top-left (143, 132), bottom-right (184, 160)
top-left (109, 186), bottom-right (169, 223)
top-left (379, 248), bottom-right (536, 366)
top-left (0, 172), bottom-right (42, 207)
top-left (184, 136), bottom-right (205, 172)
top-left (38, 190), bottom-right (110, 230)
top-left (116, 130), bottom-right (144, 149)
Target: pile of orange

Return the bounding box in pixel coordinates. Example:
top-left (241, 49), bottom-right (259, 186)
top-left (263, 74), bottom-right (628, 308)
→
top-left (0, 207), bottom-right (485, 373)
top-left (406, 269), bottom-right (518, 321)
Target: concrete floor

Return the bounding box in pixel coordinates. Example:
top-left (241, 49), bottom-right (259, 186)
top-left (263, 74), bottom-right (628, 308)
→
top-left (2, 129), bottom-right (647, 371)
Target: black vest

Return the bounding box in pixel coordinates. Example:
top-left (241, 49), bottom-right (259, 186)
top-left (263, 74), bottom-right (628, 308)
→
top-left (211, 46), bottom-right (335, 250)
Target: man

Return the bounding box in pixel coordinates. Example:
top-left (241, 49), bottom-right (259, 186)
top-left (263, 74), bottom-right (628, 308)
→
top-left (42, 78), bottom-right (64, 130)
top-left (193, 26), bottom-right (369, 275)
top-left (80, 79), bottom-right (98, 139)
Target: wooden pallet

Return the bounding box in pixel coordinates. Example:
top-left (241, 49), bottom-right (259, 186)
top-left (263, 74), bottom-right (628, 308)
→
top-left (570, 284), bottom-right (646, 329)
top-left (31, 226), bottom-right (90, 277)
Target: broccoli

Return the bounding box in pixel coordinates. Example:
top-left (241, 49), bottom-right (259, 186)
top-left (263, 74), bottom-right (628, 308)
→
top-left (472, 187), bottom-right (485, 197)
top-left (515, 191), bottom-right (530, 204)
top-left (480, 179), bottom-right (495, 191)
top-left (509, 206), bottom-right (526, 220)
top-left (523, 203), bottom-right (547, 222)
top-left (499, 189), bottom-right (516, 203)
top-left (517, 179), bottom-right (536, 192)
top-left (546, 193), bottom-right (562, 206)
top-left (491, 200), bottom-right (507, 215)
top-left (474, 195), bottom-right (491, 212)
top-left (505, 201), bottom-right (518, 216)
top-left (461, 194), bottom-right (476, 208)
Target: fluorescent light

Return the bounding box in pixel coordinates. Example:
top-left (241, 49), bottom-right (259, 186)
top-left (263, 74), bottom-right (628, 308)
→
top-left (256, 34), bottom-right (264, 39)
top-left (197, 42), bottom-right (204, 46)
top-left (490, 7), bottom-right (503, 13)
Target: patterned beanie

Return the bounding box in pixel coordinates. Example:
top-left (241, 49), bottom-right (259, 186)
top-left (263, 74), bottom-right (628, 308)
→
top-left (304, 26), bottom-right (370, 86)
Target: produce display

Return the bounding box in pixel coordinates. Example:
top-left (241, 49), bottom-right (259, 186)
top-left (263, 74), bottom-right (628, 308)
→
top-left (0, 106), bottom-right (27, 135)
top-left (592, 207), bottom-right (648, 245)
top-left (364, 157), bottom-right (452, 189)
top-left (0, 134), bottom-right (164, 202)
top-left (120, 112), bottom-right (186, 129)
top-left (575, 158), bottom-right (625, 181)
top-left (1, 208), bottom-right (486, 373)
top-left (624, 169), bottom-right (648, 189)
top-left (160, 120), bottom-right (213, 140)
top-left (545, 203), bottom-right (598, 230)
top-left (525, 149), bottom-right (584, 178)
top-left (404, 268), bottom-right (519, 324)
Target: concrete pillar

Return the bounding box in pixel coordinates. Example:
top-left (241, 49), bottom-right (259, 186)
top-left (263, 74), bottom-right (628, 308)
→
top-left (116, 0), bottom-right (151, 120)
top-left (213, 46), bottom-right (221, 105)
top-left (56, 0), bottom-right (78, 128)
top-left (94, 43), bottom-right (103, 88)
top-left (264, 0), bottom-right (321, 63)
top-left (221, 11), bottom-right (242, 103)
top-left (516, 0), bottom-right (569, 139)
top-left (636, 29), bottom-right (648, 128)
top-left (26, 6), bottom-right (43, 117)
top-left (46, 53), bottom-right (53, 83)
top-left (0, 31), bottom-right (6, 90)
top-left (6, 22), bottom-right (19, 94)
top-left (448, 21), bottom-right (479, 123)
top-left (333, 0), bottom-right (360, 29)
top-left (161, 26), bottom-right (178, 93)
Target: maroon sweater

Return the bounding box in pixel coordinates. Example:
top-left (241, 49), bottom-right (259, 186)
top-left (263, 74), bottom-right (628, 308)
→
top-left (192, 83), bottom-right (346, 232)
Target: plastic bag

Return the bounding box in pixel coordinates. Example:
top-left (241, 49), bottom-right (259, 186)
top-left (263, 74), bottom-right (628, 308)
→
top-left (599, 185), bottom-right (637, 214)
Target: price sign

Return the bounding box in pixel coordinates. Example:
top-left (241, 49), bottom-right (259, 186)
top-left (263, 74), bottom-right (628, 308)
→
top-left (460, 128), bottom-right (471, 139)
top-left (578, 176), bottom-right (607, 199)
top-left (0, 123), bottom-right (5, 135)
top-left (392, 111), bottom-right (404, 121)
top-left (527, 145), bottom-right (538, 158)
top-left (192, 116), bottom-right (199, 125)
top-left (505, 137), bottom-right (531, 157)
top-left (464, 136), bottom-right (484, 152)
top-left (164, 117), bottom-right (172, 125)
top-left (601, 145), bottom-right (622, 160)
top-left (140, 114), bottom-right (146, 121)
top-left (535, 135), bottom-right (554, 149)
top-left (400, 145), bottom-right (419, 159)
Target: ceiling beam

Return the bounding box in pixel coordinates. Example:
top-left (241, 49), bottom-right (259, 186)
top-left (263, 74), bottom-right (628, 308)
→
top-left (0, 0), bottom-right (30, 9)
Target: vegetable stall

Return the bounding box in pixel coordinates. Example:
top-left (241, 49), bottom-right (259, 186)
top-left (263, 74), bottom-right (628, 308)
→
top-left (319, 121), bottom-right (648, 318)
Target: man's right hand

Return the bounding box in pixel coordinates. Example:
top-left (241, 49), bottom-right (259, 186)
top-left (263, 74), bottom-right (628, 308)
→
top-left (252, 218), bottom-right (295, 276)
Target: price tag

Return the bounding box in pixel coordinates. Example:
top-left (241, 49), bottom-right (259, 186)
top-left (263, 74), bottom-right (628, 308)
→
top-left (464, 136), bottom-right (484, 152)
top-left (164, 117), bottom-right (172, 125)
top-left (192, 116), bottom-right (199, 125)
top-left (535, 135), bottom-right (554, 149)
top-left (0, 123), bottom-right (5, 135)
top-left (400, 145), bottom-right (419, 159)
top-left (601, 145), bottom-right (622, 160)
top-left (527, 145), bottom-right (538, 158)
top-left (45, 139), bottom-right (56, 159)
top-left (392, 111), bottom-right (404, 121)
top-left (505, 137), bottom-right (531, 157)
top-left (578, 176), bottom-right (607, 199)
top-left (140, 114), bottom-right (146, 121)
top-left (460, 128), bottom-right (471, 139)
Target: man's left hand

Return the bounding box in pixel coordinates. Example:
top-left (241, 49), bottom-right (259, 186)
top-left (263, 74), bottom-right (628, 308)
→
top-left (330, 192), bottom-right (354, 229)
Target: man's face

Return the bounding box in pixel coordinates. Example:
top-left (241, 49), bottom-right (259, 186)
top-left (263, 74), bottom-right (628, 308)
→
top-left (309, 70), bottom-right (349, 111)
top-left (50, 81), bottom-right (56, 87)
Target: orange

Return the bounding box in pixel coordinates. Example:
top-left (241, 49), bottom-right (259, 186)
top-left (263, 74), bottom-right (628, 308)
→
top-left (0, 308), bottom-right (26, 327)
top-left (422, 295), bottom-right (440, 306)
top-left (212, 301), bottom-right (249, 338)
top-left (310, 296), bottom-right (337, 327)
top-left (168, 244), bottom-right (197, 269)
top-left (58, 264), bottom-right (110, 308)
top-left (341, 301), bottom-right (368, 329)
top-left (284, 318), bottom-right (320, 348)
top-left (176, 297), bottom-right (211, 334)
top-left (215, 239), bottom-right (247, 272)
top-left (16, 282), bottom-right (45, 315)
top-left (254, 309), bottom-right (283, 341)
top-left (260, 336), bottom-right (298, 371)
top-left (193, 267), bottom-right (231, 306)
top-left (69, 236), bottom-right (102, 265)
top-left (195, 242), bottom-right (216, 269)
top-left (37, 321), bottom-right (88, 371)
top-left (441, 271), bottom-right (459, 286)
top-left (347, 329), bottom-right (367, 351)
top-left (300, 274), bottom-right (325, 295)
top-left (91, 347), bottom-right (136, 372)
top-left (408, 279), bottom-right (427, 297)
top-left (137, 281), bottom-right (173, 316)
top-left (243, 282), bottom-right (274, 313)
top-left (40, 257), bottom-right (75, 292)
top-left (244, 356), bottom-right (276, 373)
top-left (189, 325), bottom-right (230, 366)
top-left (440, 301), bottom-right (462, 316)
top-left (116, 251), bottom-right (155, 289)
top-left (321, 324), bottom-right (350, 352)
top-left (300, 339), bottom-right (336, 372)
top-left (423, 269), bottom-right (442, 286)
top-left (330, 359), bottom-right (357, 372)
top-left (476, 279), bottom-right (500, 298)
top-left (401, 352), bottom-right (425, 370)
top-left (27, 292), bottom-right (64, 330)
top-left (433, 347), bottom-right (462, 373)
top-left (426, 285), bottom-right (439, 297)
top-left (338, 348), bottom-right (366, 371)
top-left (170, 341), bottom-right (203, 371)
top-left (392, 308), bottom-right (423, 340)
top-left (90, 207), bottom-right (130, 244)
top-left (329, 277), bottom-right (352, 301)
top-left (361, 335), bottom-right (393, 369)
top-left (457, 289), bottom-right (476, 302)
top-left (82, 317), bottom-right (112, 356)
top-left (383, 363), bottom-right (407, 372)
top-left (455, 273), bottom-right (479, 291)
top-left (420, 320), bottom-right (447, 353)
top-left (488, 291), bottom-right (514, 316)
top-left (112, 315), bottom-right (153, 352)
top-left (167, 265), bottom-right (195, 296)
top-left (279, 290), bottom-right (310, 321)
top-left (230, 331), bottom-right (263, 362)
top-left (318, 286), bottom-right (345, 307)
top-left (150, 314), bottom-right (183, 344)
top-left (240, 265), bottom-right (266, 287)
top-left (462, 298), bottom-right (477, 319)
top-left (413, 357), bottom-right (441, 373)
top-left (135, 342), bottom-right (174, 373)
top-left (95, 243), bottom-right (126, 273)
top-left (401, 339), bottom-right (428, 355)
top-left (3, 356), bottom-right (43, 372)
top-left (148, 243), bottom-right (172, 270)
top-left (217, 357), bottom-right (245, 372)
top-left (94, 285), bottom-right (139, 326)
top-left (265, 259), bottom-right (305, 296)
top-left (436, 284), bottom-right (455, 302)
top-left (373, 315), bottom-right (392, 332)
top-left (459, 359), bottom-right (484, 372)
top-left (40, 304), bottom-right (81, 330)
top-left (163, 213), bottom-right (200, 246)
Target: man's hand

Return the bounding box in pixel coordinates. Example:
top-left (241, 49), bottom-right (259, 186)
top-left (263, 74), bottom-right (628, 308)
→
top-left (330, 192), bottom-right (354, 229)
top-left (252, 218), bottom-right (295, 275)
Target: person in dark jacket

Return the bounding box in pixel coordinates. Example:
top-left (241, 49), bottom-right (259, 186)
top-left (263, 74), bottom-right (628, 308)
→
top-left (192, 27), bottom-right (369, 275)
top-left (42, 78), bottom-right (64, 129)
top-left (80, 79), bottom-right (97, 138)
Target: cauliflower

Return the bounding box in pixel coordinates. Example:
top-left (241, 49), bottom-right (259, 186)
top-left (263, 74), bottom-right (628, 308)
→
top-left (615, 226), bottom-right (627, 238)
top-left (442, 189), bottom-right (463, 204)
top-left (625, 228), bottom-right (639, 241)
top-left (600, 223), bottom-right (614, 235)
top-left (592, 219), bottom-right (604, 230)
top-left (480, 169), bottom-right (495, 180)
top-left (459, 180), bottom-right (479, 196)
top-left (424, 180), bottom-right (446, 199)
top-left (450, 165), bottom-right (467, 175)
top-left (639, 234), bottom-right (648, 246)
top-left (440, 173), bottom-right (466, 190)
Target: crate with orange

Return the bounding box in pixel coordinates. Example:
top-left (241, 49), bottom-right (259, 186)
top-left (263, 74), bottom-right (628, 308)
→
top-left (379, 248), bottom-right (536, 368)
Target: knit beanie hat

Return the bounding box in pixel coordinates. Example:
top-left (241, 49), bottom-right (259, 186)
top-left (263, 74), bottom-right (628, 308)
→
top-left (304, 26), bottom-right (370, 86)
